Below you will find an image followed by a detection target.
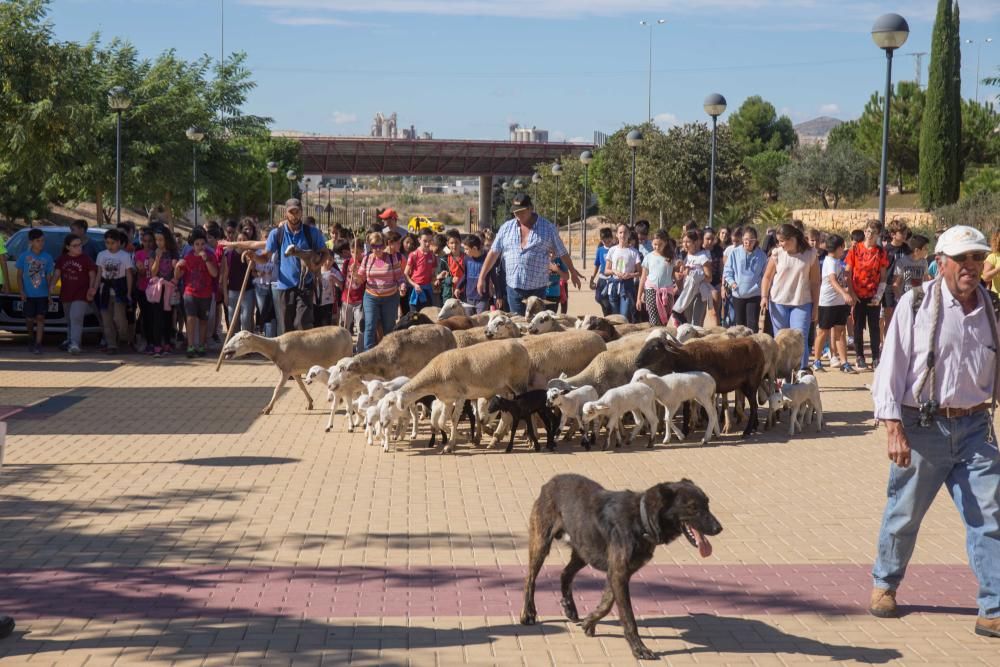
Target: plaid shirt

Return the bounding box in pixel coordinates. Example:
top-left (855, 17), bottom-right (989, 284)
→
top-left (493, 215), bottom-right (568, 290)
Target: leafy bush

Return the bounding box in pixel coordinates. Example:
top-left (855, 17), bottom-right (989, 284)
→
top-left (754, 203), bottom-right (792, 227)
top-left (934, 191), bottom-right (1000, 237)
top-left (961, 166), bottom-right (1000, 198)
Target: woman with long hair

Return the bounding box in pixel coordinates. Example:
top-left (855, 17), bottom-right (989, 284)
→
top-left (357, 231), bottom-right (406, 351)
top-left (761, 223), bottom-right (821, 370)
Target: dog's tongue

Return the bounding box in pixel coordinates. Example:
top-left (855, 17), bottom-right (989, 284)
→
top-left (690, 525), bottom-right (712, 558)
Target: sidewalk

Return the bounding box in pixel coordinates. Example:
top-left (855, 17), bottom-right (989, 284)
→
top-left (0, 288), bottom-right (994, 665)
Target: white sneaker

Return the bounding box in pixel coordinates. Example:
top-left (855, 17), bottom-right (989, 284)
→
top-left (830, 355), bottom-right (841, 366)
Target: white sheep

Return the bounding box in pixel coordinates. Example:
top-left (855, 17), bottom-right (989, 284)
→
top-left (774, 328), bottom-right (806, 384)
top-left (580, 383), bottom-right (659, 450)
top-left (777, 374), bottom-right (823, 435)
top-left (483, 314), bottom-right (523, 340)
top-left (324, 358), bottom-right (367, 432)
top-left (437, 298), bottom-right (467, 320)
top-left (631, 368), bottom-right (719, 445)
top-left (220, 327), bottom-right (353, 415)
top-left (523, 295), bottom-right (555, 319)
top-left (546, 385), bottom-right (598, 441)
top-left (527, 310), bottom-right (566, 334)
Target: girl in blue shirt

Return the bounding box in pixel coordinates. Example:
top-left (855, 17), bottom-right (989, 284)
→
top-left (721, 225), bottom-right (768, 332)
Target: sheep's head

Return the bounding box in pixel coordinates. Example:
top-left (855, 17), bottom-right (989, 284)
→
top-left (635, 333), bottom-right (683, 375)
top-left (727, 325), bottom-right (754, 338)
top-left (546, 387), bottom-right (566, 407)
top-left (221, 330), bottom-right (256, 360)
top-left (327, 358), bottom-right (357, 393)
top-left (486, 394), bottom-right (507, 414)
top-left (304, 365), bottom-right (328, 384)
top-left (377, 393), bottom-right (406, 428)
top-left (527, 310), bottom-right (557, 334)
top-left (676, 323), bottom-right (701, 343)
top-left (546, 373), bottom-right (574, 393)
top-left (631, 368), bottom-right (656, 385)
top-left (485, 314), bottom-right (518, 339)
top-left (438, 298), bottom-right (465, 320)
top-left (396, 310), bottom-right (433, 330)
top-left (362, 378), bottom-right (386, 398)
top-left (581, 401), bottom-right (609, 420)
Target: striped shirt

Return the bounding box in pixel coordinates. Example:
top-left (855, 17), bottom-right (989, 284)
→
top-left (357, 252), bottom-right (405, 298)
top-left (493, 215), bottom-right (568, 290)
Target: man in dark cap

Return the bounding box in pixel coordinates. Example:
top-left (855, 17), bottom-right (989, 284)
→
top-left (477, 193), bottom-right (584, 315)
top-left (263, 199), bottom-right (327, 333)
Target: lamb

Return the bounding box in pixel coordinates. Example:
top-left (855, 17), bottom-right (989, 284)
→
top-left (526, 310), bottom-right (566, 334)
top-left (545, 384), bottom-right (599, 441)
top-left (631, 368), bottom-right (718, 445)
top-left (547, 337), bottom-right (646, 397)
top-left (388, 339), bottom-right (531, 453)
top-left (324, 358), bottom-right (367, 432)
top-left (580, 383), bottom-right (659, 450)
top-left (635, 333), bottom-right (766, 438)
top-left (427, 399), bottom-right (478, 450)
top-left (221, 327), bottom-right (353, 415)
top-left (486, 390), bottom-right (559, 452)
top-left (774, 328), bottom-right (806, 384)
top-left (777, 374), bottom-right (823, 435)
top-left (484, 314), bottom-right (523, 340)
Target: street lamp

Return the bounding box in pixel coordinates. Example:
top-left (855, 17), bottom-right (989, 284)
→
top-left (965, 37), bottom-right (993, 103)
top-left (267, 161), bottom-right (278, 226)
top-left (703, 93), bottom-right (727, 228)
top-left (639, 19), bottom-right (666, 123)
top-left (580, 150), bottom-right (593, 264)
top-left (286, 169), bottom-right (297, 199)
top-left (551, 162), bottom-right (564, 251)
top-left (626, 129), bottom-right (644, 227)
top-left (304, 177), bottom-right (312, 216)
top-left (107, 86), bottom-right (131, 228)
top-left (872, 13), bottom-right (909, 226)
top-left (186, 126), bottom-right (205, 226)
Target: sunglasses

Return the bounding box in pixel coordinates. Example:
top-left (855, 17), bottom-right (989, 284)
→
top-left (370, 244), bottom-right (385, 250)
top-left (948, 252), bottom-right (987, 263)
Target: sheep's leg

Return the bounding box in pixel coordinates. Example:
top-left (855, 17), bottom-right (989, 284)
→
top-left (293, 374), bottom-right (314, 411)
top-left (324, 392), bottom-right (339, 433)
top-left (409, 408), bottom-right (419, 438)
top-left (642, 405), bottom-right (659, 448)
top-left (525, 416), bottom-right (542, 452)
top-left (788, 404), bottom-right (799, 436)
top-left (262, 369), bottom-right (288, 415)
top-left (625, 411), bottom-right (643, 445)
top-left (382, 421), bottom-right (391, 452)
top-left (815, 399), bottom-right (824, 432)
top-left (442, 402), bottom-right (463, 454)
top-left (505, 416), bottom-right (520, 453)
top-left (696, 396), bottom-right (719, 445)
top-left (490, 413), bottom-right (513, 448)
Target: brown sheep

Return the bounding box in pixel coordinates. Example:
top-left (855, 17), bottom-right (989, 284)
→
top-left (395, 311), bottom-right (479, 331)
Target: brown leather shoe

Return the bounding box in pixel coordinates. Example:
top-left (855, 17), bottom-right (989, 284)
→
top-left (975, 616), bottom-right (1000, 638)
top-left (869, 588), bottom-right (897, 618)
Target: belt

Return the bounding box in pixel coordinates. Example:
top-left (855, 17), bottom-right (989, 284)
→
top-left (905, 403), bottom-right (991, 418)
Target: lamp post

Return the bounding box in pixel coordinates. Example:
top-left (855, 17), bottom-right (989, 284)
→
top-left (626, 129), bottom-right (644, 227)
top-left (304, 177), bottom-right (311, 216)
top-left (551, 162), bottom-right (564, 251)
top-left (186, 126), bottom-right (205, 226)
top-left (639, 19), bottom-right (666, 123)
top-left (580, 150), bottom-right (593, 264)
top-left (703, 93), bottom-right (727, 228)
top-left (965, 37), bottom-right (993, 104)
top-left (107, 87), bottom-right (131, 228)
top-left (286, 169), bottom-right (297, 199)
top-left (267, 161), bottom-right (278, 226)
top-left (872, 13), bottom-right (910, 226)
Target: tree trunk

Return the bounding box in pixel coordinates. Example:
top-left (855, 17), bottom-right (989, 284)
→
top-left (163, 191), bottom-right (175, 233)
top-left (897, 168), bottom-right (905, 194)
top-left (820, 190), bottom-right (830, 209)
top-left (95, 185), bottom-right (105, 224)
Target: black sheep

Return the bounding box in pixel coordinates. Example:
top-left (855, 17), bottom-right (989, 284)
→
top-left (487, 390), bottom-right (560, 453)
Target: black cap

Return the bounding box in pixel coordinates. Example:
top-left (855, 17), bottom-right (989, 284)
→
top-left (511, 193), bottom-right (533, 212)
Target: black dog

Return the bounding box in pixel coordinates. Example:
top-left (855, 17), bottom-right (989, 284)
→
top-left (487, 390), bottom-right (559, 452)
top-left (520, 474), bottom-right (722, 660)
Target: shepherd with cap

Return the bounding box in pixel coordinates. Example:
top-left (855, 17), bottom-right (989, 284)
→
top-left (869, 225), bottom-right (1000, 638)
top-left (477, 193), bottom-right (584, 316)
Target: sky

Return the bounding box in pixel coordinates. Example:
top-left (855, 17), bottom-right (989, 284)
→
top-left (50, 0), bottom-right (1000, 142)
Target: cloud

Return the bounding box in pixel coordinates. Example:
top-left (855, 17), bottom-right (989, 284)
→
top-left (819, 103), bottom-right (840, 115)
top-left (654, 112), bottom-right (680, 129)
top-left (332, 111), bottom-right (358, 125)
top-left (267, 14), bottom-right (365, 26)
top-left (568, 136), bottom-right (588, 143)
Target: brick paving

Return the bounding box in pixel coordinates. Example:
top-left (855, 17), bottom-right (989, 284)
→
top-left (0, 289), bottom-right (997, 665)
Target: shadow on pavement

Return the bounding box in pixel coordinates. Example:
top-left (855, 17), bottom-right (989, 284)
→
top-left (643, 613), bottom-right (903, 662)
top-left (0, 360), bottom-right (122, 373)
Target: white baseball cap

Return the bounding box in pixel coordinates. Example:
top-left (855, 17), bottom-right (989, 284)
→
top-left (935, 225), bottom-right (990, 257)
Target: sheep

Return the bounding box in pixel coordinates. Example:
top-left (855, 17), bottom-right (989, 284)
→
top-left (324, 357), bottom-right (367, 432)
top-left (526, 310), bottom-right (566, 334)
top-left (453, 328), bottom-right (494, 347)
top-left (580, 383), bottom-right (659, 450)
top-left (523, 295), bottom-right (557, 319)
top-left (516, 330), bottom-right (607, 390)
top-left (635, 333), bottom-right (766, 438)
top-left (419, 305), bottom-right (440, 321)
top-left (774, 328), bottom-right (806, 384)
top-left (777, 374), bottom-right (823, 435)
top-left (362, 376), bottom-right (410, 401)
top-left (437, 298), bottom-right (468, 320)
top-left (221, 327), bottom-right (354, 415)
top-left (388, 339), bottom-right (531, 453)
top-left (631, 368), bottom-right (719, 445)
top-left (428, 399), bottom-right (478, 450)
top-left (613, 322), bottom-right (652, 337)
top-left (334, 324), bottom-right (457, 388)
top-left (484, 314), bottom-right (523, 340)
top-left (394, 310), bottom-right (435, 330)
top-left (469, 311), bottom-right (495, 326)
top-left (395, 311), bottom-right (480, 331)
top-left (486, 390), bottom-right (559, 452)
top-left (546, 384), bottom-right (599, 441)
top-left (577, 315), bottom-right (620, 342)
top-left (547, 339), bottom-right (646, 398)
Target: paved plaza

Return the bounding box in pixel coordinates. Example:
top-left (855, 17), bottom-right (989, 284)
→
top-left (0, 290), bottom-right (996, 665)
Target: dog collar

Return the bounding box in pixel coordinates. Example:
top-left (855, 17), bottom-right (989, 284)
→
top-left (639, 494), bottom-right (661, 544)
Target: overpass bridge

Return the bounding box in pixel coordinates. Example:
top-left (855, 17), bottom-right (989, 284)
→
top-left (293, 135), bottom-right (594, 228)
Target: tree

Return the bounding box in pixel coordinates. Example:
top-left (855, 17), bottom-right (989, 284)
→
top-left (826, 120), bottom-right (859, 150)
top-left (727, 96), bottom-right (797, 157)
top-left (745, 149), bottom-right (790, 201)
top-left (526, 157), bottom-right (587, 231)
top-left (961, 99), bottom-right (1000, 169)
top-left (855, 81), bottom-right (924, 193)
top-left (919, 0), bottom-right (962, 209)
top-left (778, 143), bottom-right (874, 209)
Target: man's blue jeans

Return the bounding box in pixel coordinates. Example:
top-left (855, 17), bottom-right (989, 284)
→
top-left (362, 292), bottom-right (400, 352)
top-left (506, 286), bottom-right (546, 316)
top-left (872, 408), bottom-right (1000, 618)
top-left (769, 302), bottom-right (813, 369)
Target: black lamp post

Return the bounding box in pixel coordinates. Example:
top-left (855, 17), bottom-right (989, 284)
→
top-left (304, 177), bottom-right (311, 216)
top-left (580, 150), bottom-right (593, 264)
top-left (626, 129), bottom-right (644, 227)
top-left (107, 86), bottom-right (132, 228)
top-left (871, 13), bottom-right (909, 226)
top-left (267, 161), bottom-right (278, 226)
top-left (551, 162), bottom-right (563, 232)
top-left (186, 126), bottom-right (205, 226)
top-left (703, 93), bottom-right (727, 228)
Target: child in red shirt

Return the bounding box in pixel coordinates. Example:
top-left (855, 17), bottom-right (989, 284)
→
top-left (53, 234), bottom-right (97, 354)
top-left (339, 238), bottom-right (366, 344)
top-left (405, 229), bottom-right (438, 308)
top-left (446, 234), bottom-right (467, 301)
top-left (173, 229), bottom-right (219, 358)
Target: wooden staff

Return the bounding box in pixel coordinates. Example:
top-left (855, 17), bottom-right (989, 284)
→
top-left (215, 253), bottom-right (254, 372)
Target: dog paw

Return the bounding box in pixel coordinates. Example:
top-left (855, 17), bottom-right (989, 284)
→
top-left (581, 619), bottom-right (597, 636)
top-left (519, 610), bottom-right (536, 625)
top-left (631, 645), bottom-right (657, 660)
top-left (560, 600), bottom-right (579, 622)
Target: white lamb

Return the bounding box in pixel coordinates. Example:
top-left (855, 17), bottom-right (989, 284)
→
top-left (777, 374), bottom-right (823, 435)
top-left (324, 358), bottom-right (366, 433)
top-left (527, 310), bottom-right (565, 334)
top-left (580, 383), bottom-right (659, 450)
top-left (546, 385), bottom-right (599, 440)
top-left (631, 368), bottom-right (719, 445)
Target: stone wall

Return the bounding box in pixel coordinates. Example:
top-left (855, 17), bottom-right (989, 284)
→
top-left (791, 209), bottom-right (936, 233)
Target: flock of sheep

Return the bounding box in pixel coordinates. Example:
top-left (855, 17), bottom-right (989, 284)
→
top-left (221, 296), bottom-right (825, 454)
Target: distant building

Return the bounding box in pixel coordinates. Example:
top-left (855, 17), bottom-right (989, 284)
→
top-left (509, 123), bottom-right (549, 143)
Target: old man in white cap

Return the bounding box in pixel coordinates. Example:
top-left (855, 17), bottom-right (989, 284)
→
top-left (869, 225), bottom-right (1000, 638)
